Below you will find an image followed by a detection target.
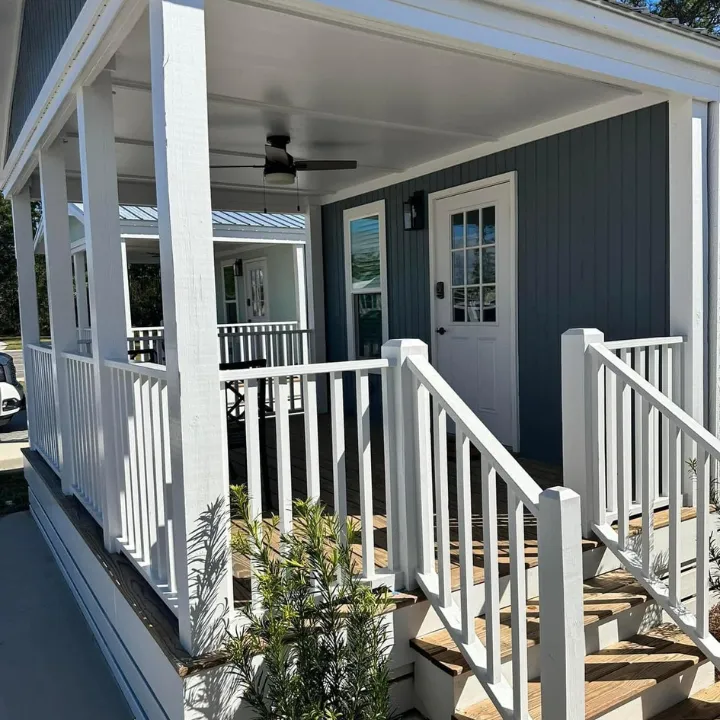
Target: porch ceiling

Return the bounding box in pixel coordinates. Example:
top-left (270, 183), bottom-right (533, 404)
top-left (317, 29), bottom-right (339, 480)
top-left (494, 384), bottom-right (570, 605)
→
top-left (57, 1), bottom-right (639, 206)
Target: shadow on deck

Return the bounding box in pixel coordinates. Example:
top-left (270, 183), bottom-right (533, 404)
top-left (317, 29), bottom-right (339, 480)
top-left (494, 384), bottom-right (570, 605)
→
top-left (226, 413), bottom-right (594, 606)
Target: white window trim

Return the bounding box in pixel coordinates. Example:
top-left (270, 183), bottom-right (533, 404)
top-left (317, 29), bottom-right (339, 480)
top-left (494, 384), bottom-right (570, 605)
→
top-left (343, 200), bottom-right (389, 360)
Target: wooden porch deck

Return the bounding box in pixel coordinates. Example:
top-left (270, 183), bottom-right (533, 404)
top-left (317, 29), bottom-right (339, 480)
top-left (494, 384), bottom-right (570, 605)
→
top-left (226, 413), bottom-right (596, 605)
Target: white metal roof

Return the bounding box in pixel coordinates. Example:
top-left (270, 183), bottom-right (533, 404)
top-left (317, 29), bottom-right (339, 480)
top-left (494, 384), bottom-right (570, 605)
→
top-left (72, 204), bottom-right (306, 229)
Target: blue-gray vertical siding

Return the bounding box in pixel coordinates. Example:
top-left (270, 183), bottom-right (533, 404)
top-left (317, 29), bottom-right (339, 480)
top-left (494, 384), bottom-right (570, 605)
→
top-left (322, 103), bottom-right (669, 464)
top-left (6, 0), bottom-right (88, 156)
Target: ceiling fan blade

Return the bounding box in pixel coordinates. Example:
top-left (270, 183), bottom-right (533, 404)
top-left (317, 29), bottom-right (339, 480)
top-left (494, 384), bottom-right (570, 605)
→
top-left (210, 164), bottom-right (264, 169)
top-left (294, 160), bottom-right (358, 171)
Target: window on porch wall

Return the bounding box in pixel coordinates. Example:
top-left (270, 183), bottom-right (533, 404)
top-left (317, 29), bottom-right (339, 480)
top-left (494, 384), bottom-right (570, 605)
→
top-left (344, 201), bottom-right (388, 360)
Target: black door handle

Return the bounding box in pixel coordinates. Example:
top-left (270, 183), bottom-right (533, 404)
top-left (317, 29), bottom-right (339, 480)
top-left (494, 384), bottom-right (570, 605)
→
top-left (436, 327), bottom-right (447, 335)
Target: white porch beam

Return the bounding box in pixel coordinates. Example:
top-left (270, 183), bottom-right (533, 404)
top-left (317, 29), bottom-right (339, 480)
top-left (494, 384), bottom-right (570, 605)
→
top-left (149, 0), bottom-right (232, 655)
top-left (76, 70), bottom-right (128, 550)
top-left (73, 251), bottom-right (90, 331)
top-left (11, 188), bottom-right (40, 449)
top-left (39, 143), bottom-right (76, 494)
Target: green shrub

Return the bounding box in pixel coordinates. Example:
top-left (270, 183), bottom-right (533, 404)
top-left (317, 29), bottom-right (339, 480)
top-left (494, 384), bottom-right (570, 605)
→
top-left (227, 486), bottom-right (394, 720)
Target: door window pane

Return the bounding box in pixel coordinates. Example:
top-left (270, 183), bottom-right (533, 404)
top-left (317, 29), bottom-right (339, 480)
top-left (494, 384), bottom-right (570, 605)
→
top-left (223, 265), bottom-right (236, 300)
top-left (482, 247), bottom-right (496, 284)
top-left (482, 206), bottom-right (496, 245)
top-left (452, 251), bottom-right (464, 286)
top-left (350, 216), bottom-right (381, 290)
top-left (466, 210), bottom-right (480, 247)
top-left (466, 248), bottom-right (480, 285)
top-left (451, 213), bottom-right (464, 249)
top-left (483, 285), bottom-right (496, 323)
top-left (225, 302), bottom-right (238, 323)
top-left (453, 288), bottom-right (465, 322)
top-left (354, 293), bottom-right (383, 359)
top-left (467, 287), bottom-right (481, 321)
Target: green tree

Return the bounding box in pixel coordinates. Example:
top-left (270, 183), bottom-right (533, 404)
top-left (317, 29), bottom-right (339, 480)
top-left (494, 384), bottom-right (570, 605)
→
top-left (617, 0), bottom-right (720, 34)
top-left (0, 193), bottom-right (49, 337)
top-left (128, 263), bottom-right (163, 327)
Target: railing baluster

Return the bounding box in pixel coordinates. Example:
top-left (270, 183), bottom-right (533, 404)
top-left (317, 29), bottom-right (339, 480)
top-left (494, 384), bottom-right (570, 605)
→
top-left (127, 371), bottom-right (142, 557)
top-left (160, 380), bottom-right (175, 594)
top-left (329, 372), bottom-right (347, 532)
top-left (356, 369), bottom-right (374, 581)
top-left (641, 396), bottom-right (654, 576)
top-left (661, 345), bottom-right (672, 498)
top-left (135, 375), bottom-right (150, 565)
top-left (142, 375), bottom-right (159, 578)
top-left (415, 377), bottom-right (433, 576)
top-left (302, 374), bottom-right (320, 501)
top-left (605, 368), bottom-right (618, 514)
top-left (589, 349), bottom-right (607, 526)
top-left (648, 346), bottom-right (660, 502)
top-left (274, 376), bottom-right (293, 534)
top-left (481, 456), bottom-right (501, 683)
top-left (150, 376), bottom-right (168, 584)
top-left (697, 447), bottom-right (710, 637)
top-left (433, 402), bottom-right (451, 607)
top-left (455, 429), bottom-right (474, 645)
top-left (508, 488), bottom-right (529, 718)
top-left (380, 366), bottom-right (395, 572)
top-left (668, 421), bottom-right (681, 607)
top-left (244, 378), bottom-right (263, 609)
top-left (617, 374), bottom-right (631, 551)
top-left (633, 347), bottom-right (646, 505)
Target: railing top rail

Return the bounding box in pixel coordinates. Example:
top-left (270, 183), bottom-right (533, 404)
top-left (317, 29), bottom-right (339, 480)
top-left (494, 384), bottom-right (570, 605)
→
top-left (218, 327), bottom-right (311, 336)
top-left (406, 354), bottom-right (542, 514)
top-left (217, 321), bottom-right (299, 328)
top-left (61, 351), bottom-right (94, 363)
top-left (590, 342), bottom-right (719, 456)
top-left (104, 358), bottom-right (168, 381)
top-left (604, 336), bottom-right (685, 351)
top-left (219, 357), bottom-right (388, 382)
top-left (130, 326), bottom-right (165, 333)
top-left (27, 343), bottom-right (52, 354)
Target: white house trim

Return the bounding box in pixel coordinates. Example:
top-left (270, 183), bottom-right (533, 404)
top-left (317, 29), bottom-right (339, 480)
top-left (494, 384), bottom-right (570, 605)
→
top-left (427, 172), bottom-right (519, 451)
top-left (343, 200), bottom-right (389, 360)
top-left (0, 0), bottom-right (146, 196)
top-left (322, 91), bottom-right (667, 205)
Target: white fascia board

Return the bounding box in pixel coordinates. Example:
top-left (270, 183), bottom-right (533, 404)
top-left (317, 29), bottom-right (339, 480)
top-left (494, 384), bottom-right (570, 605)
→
top-left (245, 0), bottom-right (720, 97)
top-left (321, 91), bottom-right (667, 204)
top-left (0, 0), bottom-right (24, 167)
top-left (0, 0), bottom-right (146, 196)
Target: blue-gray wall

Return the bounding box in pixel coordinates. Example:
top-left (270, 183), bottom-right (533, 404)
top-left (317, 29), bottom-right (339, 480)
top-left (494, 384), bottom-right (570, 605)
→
top-left (322, 103), bottom-right (669, 464)
top-left (7, 0), bottom-right (88, 156)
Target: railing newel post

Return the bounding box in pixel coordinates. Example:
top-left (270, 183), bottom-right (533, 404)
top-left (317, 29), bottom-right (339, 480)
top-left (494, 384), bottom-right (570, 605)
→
top-left (539, 486), bottom-right (586, 720)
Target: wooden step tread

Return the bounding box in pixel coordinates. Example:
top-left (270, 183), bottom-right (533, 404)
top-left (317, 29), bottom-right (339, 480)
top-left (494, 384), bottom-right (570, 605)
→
top-left (453, 624), bottom-right (705, 720)
top-left (649, 682), bottom-right (720, 719)
top-left (411, 568), bottom-right (649, 677)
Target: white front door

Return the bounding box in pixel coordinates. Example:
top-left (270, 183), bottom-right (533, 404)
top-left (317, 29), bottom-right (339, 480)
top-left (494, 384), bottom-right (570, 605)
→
top-left (433, 180), bottom-right (517, 448)
top-left (244, 258), bottom-right (269, 323)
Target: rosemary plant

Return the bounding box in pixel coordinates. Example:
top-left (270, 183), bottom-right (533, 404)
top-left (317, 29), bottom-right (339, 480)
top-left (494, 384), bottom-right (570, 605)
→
top-left (226, 485), bottom-right (394, 720)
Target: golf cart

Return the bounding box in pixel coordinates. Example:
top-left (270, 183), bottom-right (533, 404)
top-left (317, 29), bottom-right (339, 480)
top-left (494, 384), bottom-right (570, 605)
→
top-left (0, 353), bottom-right (24, 429)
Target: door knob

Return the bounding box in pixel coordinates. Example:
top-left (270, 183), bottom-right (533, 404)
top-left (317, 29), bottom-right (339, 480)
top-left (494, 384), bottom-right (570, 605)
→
top-left (436, 327), bottom-right (447, 335)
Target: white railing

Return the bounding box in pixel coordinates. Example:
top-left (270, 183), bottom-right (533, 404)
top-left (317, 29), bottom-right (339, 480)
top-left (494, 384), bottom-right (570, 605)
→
top-left (106, 359), bottom-right (177, 613)
top-left (220, 357), bottom-right (399, 593)
top-left (26, 344), bottom-right (60, 472)
top-left (395, 346), bottom-right (585, 720)
top-left (584, 336), bottom-right (720, 668)
top-left (601, 336), bottom-right (686, 520)
top-left (129, 326), bottom-right (166, 364)
top-left (64, 352), bottom-right (103, 523)
top-left (218, 321), bottom-right (309, 366)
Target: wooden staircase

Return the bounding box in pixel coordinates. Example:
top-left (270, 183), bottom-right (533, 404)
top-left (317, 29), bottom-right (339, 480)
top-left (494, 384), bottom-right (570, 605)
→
top-left (409, 565), bottom-right (720, 719)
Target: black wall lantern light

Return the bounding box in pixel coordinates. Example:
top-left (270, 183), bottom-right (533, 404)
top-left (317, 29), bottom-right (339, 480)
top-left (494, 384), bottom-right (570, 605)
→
top-left (233, 258), bottom-right (244, 277)
top-left (403, 190), bottom-right (425, 231)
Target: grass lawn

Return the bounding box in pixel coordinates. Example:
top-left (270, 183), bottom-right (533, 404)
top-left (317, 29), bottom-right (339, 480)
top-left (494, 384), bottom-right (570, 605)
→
top-left (0, 470), bottom-right (28, 517)
top-left (0, 336), bottom-right (51, 350)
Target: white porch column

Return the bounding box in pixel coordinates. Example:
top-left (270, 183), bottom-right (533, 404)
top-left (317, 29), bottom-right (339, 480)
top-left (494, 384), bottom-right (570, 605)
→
top-left (73, 251), bottom-right (89, 331)
top-left (669, 97), bottom-right (707, 504)
top-left (76, 69), bottom-right (128, 550)
top-left (120, 240), bottom-right (133, 333)
top-left (11, 188), bottom-right (40, 445)
top-left (39, 142), bottom-right (76, 493)
top-left (304, 201), bottom-right (327, 409)
top-left (150, 0), bottom-right (232, 655)
top-left (708, 101), bottom-right (720, 459)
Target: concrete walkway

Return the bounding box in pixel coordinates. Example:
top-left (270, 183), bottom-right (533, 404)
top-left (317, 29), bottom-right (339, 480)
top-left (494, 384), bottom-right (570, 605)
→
top-left (0, 511), bottom-right (133, 719)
